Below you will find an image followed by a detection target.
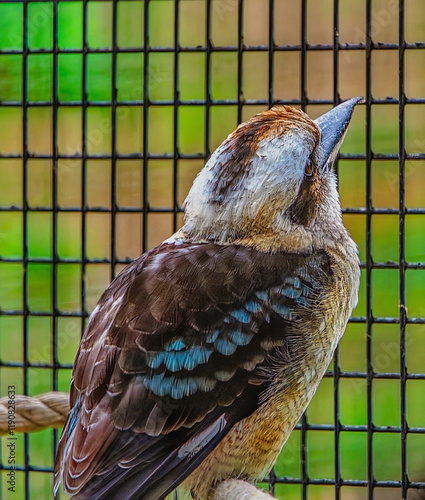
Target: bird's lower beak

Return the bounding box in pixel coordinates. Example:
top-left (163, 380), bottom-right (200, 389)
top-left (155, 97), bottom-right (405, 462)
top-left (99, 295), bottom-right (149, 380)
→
top-left (314, 97), bottom-right (363, 170)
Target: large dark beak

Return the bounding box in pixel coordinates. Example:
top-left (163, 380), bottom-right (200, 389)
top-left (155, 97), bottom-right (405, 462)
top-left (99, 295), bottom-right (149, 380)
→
top-left (314, 97), bottom-right (362, 169)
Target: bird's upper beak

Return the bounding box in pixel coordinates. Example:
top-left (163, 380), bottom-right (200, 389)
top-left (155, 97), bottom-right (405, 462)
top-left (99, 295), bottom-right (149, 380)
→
top-left (314, 97), bottom-right (362, 170)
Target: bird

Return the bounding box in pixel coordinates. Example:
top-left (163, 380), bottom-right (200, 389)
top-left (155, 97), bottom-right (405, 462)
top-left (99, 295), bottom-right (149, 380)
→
top-left (54, 98), bottom-right (361, 500)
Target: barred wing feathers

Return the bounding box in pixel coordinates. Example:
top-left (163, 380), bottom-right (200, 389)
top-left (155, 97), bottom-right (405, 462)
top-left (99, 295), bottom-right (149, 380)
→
top-left (54, 242), bottom-right (331, 499)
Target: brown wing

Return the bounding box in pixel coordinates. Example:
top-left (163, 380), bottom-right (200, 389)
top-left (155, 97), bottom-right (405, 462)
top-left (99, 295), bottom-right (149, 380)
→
top-left (54, 242), bottom-right (331, 499)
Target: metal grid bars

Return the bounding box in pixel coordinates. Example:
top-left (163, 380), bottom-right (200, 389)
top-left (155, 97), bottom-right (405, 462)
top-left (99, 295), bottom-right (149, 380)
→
top-left (0, 1), bottom-right (425, 499)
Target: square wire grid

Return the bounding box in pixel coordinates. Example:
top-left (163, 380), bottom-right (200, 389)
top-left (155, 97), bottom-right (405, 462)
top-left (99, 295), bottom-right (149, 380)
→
top-left (0, 1), bottom-right (425, 499)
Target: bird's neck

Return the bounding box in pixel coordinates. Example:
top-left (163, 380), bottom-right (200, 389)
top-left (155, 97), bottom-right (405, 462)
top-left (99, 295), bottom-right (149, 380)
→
top-left (168, 211), bottom-right (356, 258)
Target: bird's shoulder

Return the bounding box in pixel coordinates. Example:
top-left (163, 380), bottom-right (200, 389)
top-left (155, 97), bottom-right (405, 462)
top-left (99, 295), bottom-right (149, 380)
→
top-left (73, 240), bottom-right (332, 414)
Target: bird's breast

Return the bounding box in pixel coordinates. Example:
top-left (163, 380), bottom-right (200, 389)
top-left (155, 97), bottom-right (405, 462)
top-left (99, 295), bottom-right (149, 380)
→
top-left (181, 252), bottom-right (356, 500)
top-left (181, 363), bottom-right (326, 500)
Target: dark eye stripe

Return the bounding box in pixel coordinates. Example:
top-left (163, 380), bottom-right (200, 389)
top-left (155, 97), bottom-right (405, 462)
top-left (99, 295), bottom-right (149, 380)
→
top-left (305, 159), bottom-right (314, 176)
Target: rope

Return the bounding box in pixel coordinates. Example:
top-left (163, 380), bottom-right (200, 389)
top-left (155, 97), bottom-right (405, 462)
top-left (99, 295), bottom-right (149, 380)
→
top-left (0, 391), bottom-right (69, 436)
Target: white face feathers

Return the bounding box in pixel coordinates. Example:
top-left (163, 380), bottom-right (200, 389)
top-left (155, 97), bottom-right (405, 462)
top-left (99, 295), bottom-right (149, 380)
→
top-left (181, 105), bottom-right (354, 254)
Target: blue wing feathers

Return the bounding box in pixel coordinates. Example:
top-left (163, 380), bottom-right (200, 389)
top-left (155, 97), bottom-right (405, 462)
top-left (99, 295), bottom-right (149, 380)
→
top-left (228, 329), bottom-right (254, 346)
top-left (56, 242), bottom-right (331, 499)
top-left (254, 290), bottom-right (268, 301)
top-left (244, 300), bottom-right (263, 313)
top-left (214, 337), bottom-right (239, 356)
top-left (144, 277), bottom-right (313, 400)
top-left (229, 307), bottom-right (251, 323)
top-left (271, 303), bottom-right (293, 319)
top-left (164, 339), bottom-right (186, 351)
top-left (205, 329), bottom-right (220, 343)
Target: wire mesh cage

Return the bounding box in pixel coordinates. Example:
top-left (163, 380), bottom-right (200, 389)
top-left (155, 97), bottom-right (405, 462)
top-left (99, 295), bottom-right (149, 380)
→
top-left (0, 0), bottom-right (425, 499)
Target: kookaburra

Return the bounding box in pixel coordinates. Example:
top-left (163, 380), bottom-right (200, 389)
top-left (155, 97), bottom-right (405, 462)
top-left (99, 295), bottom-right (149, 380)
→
top-left (54, 98), bottom-right (361, 499)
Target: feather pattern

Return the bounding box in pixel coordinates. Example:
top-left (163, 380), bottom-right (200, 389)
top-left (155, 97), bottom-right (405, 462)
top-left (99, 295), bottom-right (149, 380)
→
top-left (54, 241), bottom-right (332, 499)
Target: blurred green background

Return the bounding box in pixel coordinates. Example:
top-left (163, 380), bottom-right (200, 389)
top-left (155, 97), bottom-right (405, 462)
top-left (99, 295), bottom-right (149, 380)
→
top-left (0, 1), bottom-right (424, 499)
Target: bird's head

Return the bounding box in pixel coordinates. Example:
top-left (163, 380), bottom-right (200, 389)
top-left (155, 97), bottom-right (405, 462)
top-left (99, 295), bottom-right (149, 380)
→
top-left (182, 98), bottom-right (362, 253)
